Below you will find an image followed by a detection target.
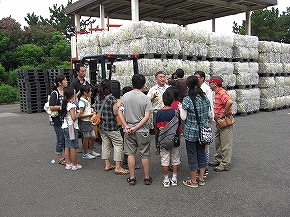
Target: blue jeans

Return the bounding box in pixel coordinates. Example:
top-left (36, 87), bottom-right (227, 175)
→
top-left (53, 124), bottom-right (65, 154)
top-left (185, 140), bottom-right (207, 171)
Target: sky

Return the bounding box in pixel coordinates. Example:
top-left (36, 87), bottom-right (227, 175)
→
top-left (0, 0), bottom-right (288, 34)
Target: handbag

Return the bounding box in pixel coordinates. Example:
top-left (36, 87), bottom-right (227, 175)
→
top-left (190, 96), bottom-right (213, 145)
top-left (216, 114), bottom-right (235, 129)
top-left (91, 96), bottom-right (108, 126)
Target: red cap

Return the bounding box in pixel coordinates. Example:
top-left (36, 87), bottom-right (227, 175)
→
top-left (206, 77), bottom-right (222, 85)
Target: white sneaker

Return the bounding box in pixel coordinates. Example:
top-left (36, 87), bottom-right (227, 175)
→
top-left (65, 164), bottom-right (72, 170)
top-left (162, 179), bottom-right (170, 188)
top-left (82, 153), bottom-right (96, 159)
top-left (170, 178), bottom-right (178, 186)
top-left (71, 164), bottom-right (82, 171)
top-left (89, 151), bottom-right (100, 157)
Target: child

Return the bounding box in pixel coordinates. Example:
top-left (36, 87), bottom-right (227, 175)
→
top-left (78, 85), bottom-right (100, 159)
top-left (156, 90), bottom-right (181, 187)
top-left (60, 86), bottom-right (82, 171)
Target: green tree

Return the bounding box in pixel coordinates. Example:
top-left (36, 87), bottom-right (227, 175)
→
top-left (16, 44), bottom-right (44, 66)
top-left (232, 7), bottom-right (290, 43)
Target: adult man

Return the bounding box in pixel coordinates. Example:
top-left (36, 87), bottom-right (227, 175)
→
top-left (168, 68), bottom-right (187, 102)
top-left (147, 71), bottom-right (169, 154)
top-left (207, 76), bottom-right (233, 172)
top-left (118, 74), bottom-right (153, 186)
top-left (70, 63), bottom-right (90, 99)
top-left (194, 71), bottom-right (214, 176)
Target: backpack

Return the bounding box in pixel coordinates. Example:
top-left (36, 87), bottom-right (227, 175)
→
top-left (157, 111), bottom-right (180, 150)
top-left (44, 91), bottom-right (59, 118)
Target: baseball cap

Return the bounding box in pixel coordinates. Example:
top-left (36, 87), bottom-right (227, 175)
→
top-left (206, 76), bottom-right (223, 85)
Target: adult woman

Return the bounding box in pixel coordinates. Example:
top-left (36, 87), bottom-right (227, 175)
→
top-left (94, 79), bottom-right (129, 174)
top-left (49, 75), bottom-right (68, 165)
top-left (179, 76), bottom-right (210, 187)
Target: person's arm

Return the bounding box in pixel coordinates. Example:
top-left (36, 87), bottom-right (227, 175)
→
top-left (49, 92), bottom-right (61, 111)
top-left (117, 107), bottom-right (131, 134)
top-left (129, 111), bottom-right (150, 133)
top-left (70, 107), bottom-right (79, 121)
top-left (218, 99), bottom-right (233, 118)
top-left (113, 102), bottom-right (119, 116)
top-left (178, 103), bottom-right (187, 120)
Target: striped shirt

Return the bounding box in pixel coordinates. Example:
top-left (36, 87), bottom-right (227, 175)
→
top-left (214, 87), bottom-right (232, 118)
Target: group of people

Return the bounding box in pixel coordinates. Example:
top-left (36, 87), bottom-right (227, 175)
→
top-left (48, 64), bottom-right (234, 188)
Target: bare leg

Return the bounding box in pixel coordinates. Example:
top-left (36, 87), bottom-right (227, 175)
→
top-left (190, 170), bottom-right (198, 183)
top-left (128, 155), bottom-right (136, 179)
top-left (198, 167), bottom-right (205, 181)
top-left (162, 166), bottom-right (168, 176)
top-left (65, 147), bottom-right (71, 165)
top-left (71, 147), bottom-right (77, 166)
top-left (83, 137), bottom-right (89, 154)
top-left (142, 158), bottom-right (150, 179)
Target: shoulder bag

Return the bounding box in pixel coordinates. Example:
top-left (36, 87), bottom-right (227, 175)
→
top-left (190, 96), bottom-right (213, 145)
top-left (90, 97), bottom-right (108, 126)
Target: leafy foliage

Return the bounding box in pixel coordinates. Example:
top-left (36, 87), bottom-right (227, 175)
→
top-left (233, 7), bottom-right (290, 43)
top-left (0, 84), bottom-right (18, 103)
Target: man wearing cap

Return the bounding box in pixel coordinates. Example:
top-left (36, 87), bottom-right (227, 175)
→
top-left (207, 76), bottom-right (233, 172)
top-left (147, 71), bottom-right (169, 154)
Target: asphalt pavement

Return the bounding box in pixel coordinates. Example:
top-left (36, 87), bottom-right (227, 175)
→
top-left (0, 103), bottom-right (289, 217)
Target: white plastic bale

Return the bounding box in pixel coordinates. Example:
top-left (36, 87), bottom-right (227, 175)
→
top-left (260, 87), bottom-right (278, 98)
top-left (258, 77), bottom-right (276, 88)
top-left (275, 77), bottom-right (285, 87)
top-left (179, 27), bottom-right (194, 42)
top-left (258, 41), bottom-right (272, 53)
top-left (233, 62), bottom-right (249, 74)
top-left (227, 89), bottom-right (236, 101)
top-left (236, 72), bottom-right (251, 85)
top-left (275, 96), bottom-right (285, 108)
top-left (210, 62), bottom-right (234, 76)
top-left (192, 29), bottom-right (208, 43)
top-left (234, 35), bottom-right (258, 48)
top-left (233, 47), bottom-right (249, 59)
top-left (251, 73), bottom-right (259, 85)
top-left (285, 95), bottom-right (290, 106)
top-left (282, 64), bottom-right (290, 73)
top-left (195, 61), bottom-right (210, 75)
top-left (207, 45), bottom-right (233, 58)
top-left (260, 98), bottom-right (275, 109)
top-left (248, 62), bottom-right (259, 74)
top-left (231, 101), bottom-right (238, 115)
top-left (284, 77), bottom-right (290, 86)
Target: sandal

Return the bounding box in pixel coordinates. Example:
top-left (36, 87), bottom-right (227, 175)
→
top-left (58, 158), bottom-right (66, 165)
top-left (104, 165), bottom-right (115, 171)
top-left (127, 177), bottom-right (136, 186)
top-left (197, 178), bottom-right (205, 186)
top-left (144, 177), bottom-right (153, 185)
top-left (182, 179), bottom-right (198, 188)
top-left (115, 169), bottom-right (130, 175)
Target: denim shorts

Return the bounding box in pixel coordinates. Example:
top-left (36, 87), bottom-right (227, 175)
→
top-left (63, 128), bottom-right (78, 148)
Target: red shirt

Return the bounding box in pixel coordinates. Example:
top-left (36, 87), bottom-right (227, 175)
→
top-left (214, 87), bottom-right (232, 118)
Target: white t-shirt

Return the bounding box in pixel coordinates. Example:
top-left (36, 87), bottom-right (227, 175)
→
top-left (62, 102), bottom-right (79, 129)
top-left (201, 82), bottom-right (214, 119)
top-left (79, 97), bottom-right (91, 122)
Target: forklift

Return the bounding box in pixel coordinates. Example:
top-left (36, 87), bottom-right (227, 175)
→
top-left (72, 54), bottom-right (140, 140)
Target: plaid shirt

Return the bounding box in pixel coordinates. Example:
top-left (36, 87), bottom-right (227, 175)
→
top-left (94, 95), bottom-right (119, 131)
top-left (182, 95), bottom-right (210, 142)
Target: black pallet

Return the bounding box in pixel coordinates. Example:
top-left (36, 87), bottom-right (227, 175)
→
top-left (207, 57), bottom-right (233, 62)
top-left (258, 73), bottom-right (276, 77)
top-left (233, 58), bottom-right (256, 63)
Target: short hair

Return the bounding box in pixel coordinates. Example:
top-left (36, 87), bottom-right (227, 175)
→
top-left (166, 86), bottom-right (179, 100)
top-left (79, 85), bottom-right (91, 97)
top-left (175, 68), bottom-right (184, 78)
top-left (75, 63), bottom-right (86, 72)
top-left (155, 71), bottom-right (165, 78)
top-left (163, 89), bottom-right (175, 106)
top-left (122, 86), bottom-right (133, 95)
top-left (132, 74), bottom-right (145, 89)
top-left (194, 71), bottom-right (205, 79)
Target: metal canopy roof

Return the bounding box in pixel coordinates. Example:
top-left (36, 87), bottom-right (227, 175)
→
top-left (65, 0), bottom-right (277, 26)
